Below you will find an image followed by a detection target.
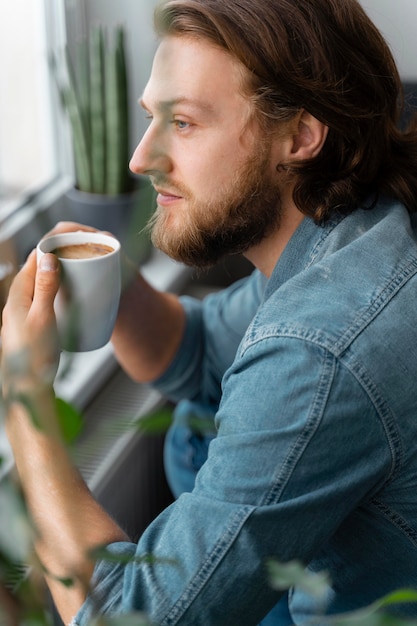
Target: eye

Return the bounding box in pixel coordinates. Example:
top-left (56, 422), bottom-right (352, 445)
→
top-left (173, 119), bottom-right (191, 130)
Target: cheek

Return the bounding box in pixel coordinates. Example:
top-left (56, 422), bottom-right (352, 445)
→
top-left (190, 146), bottom-right (249, 194)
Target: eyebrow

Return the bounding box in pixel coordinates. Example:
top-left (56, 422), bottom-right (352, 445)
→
top-left (139, 96), bottom-right (217, 117)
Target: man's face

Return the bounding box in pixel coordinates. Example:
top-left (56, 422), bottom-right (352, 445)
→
top-left (130, 36), bottom-right (284, 268)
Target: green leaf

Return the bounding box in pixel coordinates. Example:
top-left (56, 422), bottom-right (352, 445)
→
top-left (62, 47), bottom-right (92, 191)
top-left (133, 408), bottom-right (173, 435)
top-left (89, 546), bottom-right (178, 569)
top-left (55, 397), bottom-right (84, 444)
top-left (101, 614), bottom-right (152, 626)
top-left (132, 407), bottom-right (216, 437)
top-left (40, 563), bottom-right (75, 589)
top-left (50, 25), bottom-right (132, 194)
top-left (308, 588), bottom-right (417, 626)
top-left (12, 392), bottom-right (42, 430)
top-left (377, 590), bottom-right (417, 607)
top-left (105, 26), bottom-right (130, 194)
top-left (89, 26), bottom-right (106, 193)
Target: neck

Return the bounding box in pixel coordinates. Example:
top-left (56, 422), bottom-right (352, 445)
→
top-left (245, 203), bottom-right (305, 277)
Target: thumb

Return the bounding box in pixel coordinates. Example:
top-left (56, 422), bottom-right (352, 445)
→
top-left (30, 252), bottom-right (61, 360)
top-left (35, 253), bottom-right (60, 304)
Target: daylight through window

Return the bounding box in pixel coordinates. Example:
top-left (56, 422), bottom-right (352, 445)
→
top-left (0, 0), bottom-right (59, 219)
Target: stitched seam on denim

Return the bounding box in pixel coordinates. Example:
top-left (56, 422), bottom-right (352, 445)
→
top-left (160, 505), bottom-right (254, 625)
top-left (333, 256), bottom-right (417, 356)
top-left (370, 498), bottom-right (417, 547)
top-left (262, 347), bottom-right (336, 506)
top-left (338, 353), bottom-right (401, 482)
top-left (240, 326), bottom-right (400, 483)
top-left (239, 332), bottom-right (399, 504)
top-left (242, 257), bottom-right (417, 358)
top-left (240, 323), bottom-right (332, 356)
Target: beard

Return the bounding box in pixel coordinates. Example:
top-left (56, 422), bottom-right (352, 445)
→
top-left (147, 143), bottom-right (283, 268)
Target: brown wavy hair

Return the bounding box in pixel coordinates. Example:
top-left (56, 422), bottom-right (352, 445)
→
top-left (154, 0), bottom-right (417, 221)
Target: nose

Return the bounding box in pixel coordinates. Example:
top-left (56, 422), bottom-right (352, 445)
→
top-left (129, 125), bottom-right (172, 177)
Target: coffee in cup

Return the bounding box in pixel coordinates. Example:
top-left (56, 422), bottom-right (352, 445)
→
top-left (52, 242), bottom-right (114, 260)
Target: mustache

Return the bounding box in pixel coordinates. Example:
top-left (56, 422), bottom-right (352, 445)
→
top-left (150, 176), bottom-right (188, 197)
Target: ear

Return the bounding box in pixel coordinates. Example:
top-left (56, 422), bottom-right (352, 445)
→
top-left (287, 110), bottom-right (328, 162)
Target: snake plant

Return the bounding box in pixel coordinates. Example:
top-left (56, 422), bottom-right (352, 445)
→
top-left (52, 25), bottom-right (134, 195)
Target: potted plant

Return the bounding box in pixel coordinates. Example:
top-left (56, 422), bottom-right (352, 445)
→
top-left (52, 25), bottom-right (154, 262)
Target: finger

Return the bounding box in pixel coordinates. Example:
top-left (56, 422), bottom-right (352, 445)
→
top-left (42, 221), bottom-right (98, 239)
top-left (25, 253), bottom-right (60, 364)
top-left (28, 253), bottom-right (61, 379)
top-left (4, 250), bottom-right (37, 316)
top-left (31, 253), bottom-right (60, 311)
top-left (1, 252), bottom-right (61, 393)
top-left (1, 251), bottom-right (38, 354)
top-left (41, 221), bottom-right (117, 242)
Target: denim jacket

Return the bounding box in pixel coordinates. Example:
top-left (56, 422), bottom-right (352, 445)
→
top-left (74, 199), bottom-right (417, 625)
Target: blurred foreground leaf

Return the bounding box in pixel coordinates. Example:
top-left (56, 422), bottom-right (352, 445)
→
top-left (267, 559), bottom-right (330, 599)
top-left (55, 397), bottom-right (84, 444)
top-left (90, 546), bottom-right (178, 569)
top-left (331, 589), bottom-right (417, 626)
top-left (268, 560), bottom-right (417, 626)
top-left (133, 407), bottom-right (173, 435)
top-left (98, 614), bottom-right (151, 626)
top-left (133, 406), bottom-right (215, 437)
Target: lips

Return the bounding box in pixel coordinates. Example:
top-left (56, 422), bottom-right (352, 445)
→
top-left (155, 187), bottom-right (183, 205)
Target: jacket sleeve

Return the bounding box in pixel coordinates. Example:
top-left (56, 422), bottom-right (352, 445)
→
top-left (152, 269), bottom-right (266, 406)
top-left (73, 335), bottom-right (392, 626)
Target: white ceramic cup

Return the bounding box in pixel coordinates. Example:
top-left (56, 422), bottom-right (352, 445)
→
top-left (37, 231), bottom-right (121, 352)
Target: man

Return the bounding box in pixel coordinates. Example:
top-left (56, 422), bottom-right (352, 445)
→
top-left (3, 0), bottom-right (417, 624)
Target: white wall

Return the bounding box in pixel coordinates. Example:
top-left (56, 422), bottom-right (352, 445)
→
top-left (359, 0), bottom-right (417, 80)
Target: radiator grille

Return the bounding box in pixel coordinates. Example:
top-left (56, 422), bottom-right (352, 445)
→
top-left (73, 367), bottom-right (165, 492)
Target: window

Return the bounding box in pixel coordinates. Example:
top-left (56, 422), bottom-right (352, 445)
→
top-left (0, 0), bottom-right (67, 221)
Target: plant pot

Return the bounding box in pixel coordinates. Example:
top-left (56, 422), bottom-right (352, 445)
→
top-left (64, 182), bottom-right (155, 265)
